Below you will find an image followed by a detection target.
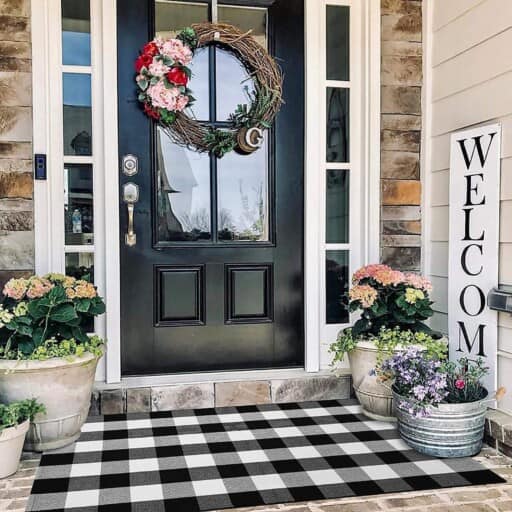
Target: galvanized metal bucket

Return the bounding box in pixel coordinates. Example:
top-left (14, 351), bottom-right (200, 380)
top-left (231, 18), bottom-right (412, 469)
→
top-left (392, 389), bottom-right (488, 458)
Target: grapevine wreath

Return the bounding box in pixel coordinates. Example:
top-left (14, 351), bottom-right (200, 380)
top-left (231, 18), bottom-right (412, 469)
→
top-left (135, 23), bottom-right (283, 157)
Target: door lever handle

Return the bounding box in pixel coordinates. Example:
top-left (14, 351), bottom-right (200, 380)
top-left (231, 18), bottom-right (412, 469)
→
top-left (123, 182), bottom-right (139, 247)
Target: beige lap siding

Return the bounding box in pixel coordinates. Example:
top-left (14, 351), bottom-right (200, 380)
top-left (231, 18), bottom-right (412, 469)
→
top-left (0, 0), bottom-right (33, 289)
top-left (425, 0), bottom-right (512, 413)
top-left (381, 0), bottom-right (423, 271)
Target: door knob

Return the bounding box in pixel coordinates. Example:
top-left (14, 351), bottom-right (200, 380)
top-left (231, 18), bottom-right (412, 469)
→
top-left (123, 182), bottom-right (139, 246)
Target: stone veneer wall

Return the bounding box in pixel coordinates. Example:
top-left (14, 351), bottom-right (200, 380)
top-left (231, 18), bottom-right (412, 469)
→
top-left (0, 0), bottom-right (33, 288)
top-left (380, 0), bottom-right (422, 270)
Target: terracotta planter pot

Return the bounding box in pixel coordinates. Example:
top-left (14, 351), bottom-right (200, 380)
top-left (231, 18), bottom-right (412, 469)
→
top-left (0, 420), bottom-right (29, 479)
top-left (0, 353), bottom-right (100, 452)
top-left (348, 340), bottom-right (395, 421)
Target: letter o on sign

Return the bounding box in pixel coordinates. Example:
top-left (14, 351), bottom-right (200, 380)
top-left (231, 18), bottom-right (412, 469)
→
top-left (459, 284), bottom-right (486, 317)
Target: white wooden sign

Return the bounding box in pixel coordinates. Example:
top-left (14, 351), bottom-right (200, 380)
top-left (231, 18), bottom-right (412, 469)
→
top-left (448, 123), bottom-right (501, 394)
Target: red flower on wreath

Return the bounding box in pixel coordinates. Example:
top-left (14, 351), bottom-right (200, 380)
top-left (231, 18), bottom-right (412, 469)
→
top-left (144, 103), bottom-right (160, 120)
top-left (143, 41), bottom-right (159, 57)
top-left (135, 53), bottom-right (153, 72)
top-left (166, 67), bottom-right (188, 86)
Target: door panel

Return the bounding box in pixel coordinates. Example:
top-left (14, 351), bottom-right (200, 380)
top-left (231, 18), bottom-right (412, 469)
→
top-left (117, 0), bottom-right (304, 375)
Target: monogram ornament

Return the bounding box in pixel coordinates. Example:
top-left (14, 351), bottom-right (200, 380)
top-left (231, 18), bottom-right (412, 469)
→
top-left (135, 23), bottom-right (283, 157)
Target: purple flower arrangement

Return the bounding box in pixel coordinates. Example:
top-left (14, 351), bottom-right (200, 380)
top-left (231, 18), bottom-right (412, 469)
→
top-left (380, 347), bottom-right (489, 417)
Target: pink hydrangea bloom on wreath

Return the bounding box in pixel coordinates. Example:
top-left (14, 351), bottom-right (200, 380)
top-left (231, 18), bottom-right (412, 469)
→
top-left (135, 24), bottom-right (283, 158)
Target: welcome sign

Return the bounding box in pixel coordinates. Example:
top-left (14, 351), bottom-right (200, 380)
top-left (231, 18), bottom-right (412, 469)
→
top-left (448, 124), bottom-right (501, 393)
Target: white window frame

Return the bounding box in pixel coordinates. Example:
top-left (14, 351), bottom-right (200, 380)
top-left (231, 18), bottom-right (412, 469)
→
top-left (32, 0), bottom-right (380, 383)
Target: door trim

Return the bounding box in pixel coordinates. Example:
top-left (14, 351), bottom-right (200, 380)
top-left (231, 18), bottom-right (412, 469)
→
top-left (31, 0), bottom-right (381, 384)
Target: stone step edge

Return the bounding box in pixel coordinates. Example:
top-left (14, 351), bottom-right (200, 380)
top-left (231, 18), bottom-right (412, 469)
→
top-left (485, 408), bottom-right (512, 457)
top-left (89, 374), bottom-right (353, 416)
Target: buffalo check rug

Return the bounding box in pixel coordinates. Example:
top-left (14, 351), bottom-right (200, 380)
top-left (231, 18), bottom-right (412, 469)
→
top-left (28, 399), bottom-right (504, 511)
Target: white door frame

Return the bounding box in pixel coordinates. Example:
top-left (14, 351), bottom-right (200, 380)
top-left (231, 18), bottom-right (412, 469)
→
top-left (31, 0), bottom-right (380, 384)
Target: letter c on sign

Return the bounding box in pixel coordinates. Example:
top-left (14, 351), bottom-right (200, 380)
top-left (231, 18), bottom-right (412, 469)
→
top-left (461, 244), bottom-right (483, 276)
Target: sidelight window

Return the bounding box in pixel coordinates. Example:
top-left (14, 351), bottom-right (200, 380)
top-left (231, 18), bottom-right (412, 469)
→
top-left (154, 1), bottom-right (270, 245)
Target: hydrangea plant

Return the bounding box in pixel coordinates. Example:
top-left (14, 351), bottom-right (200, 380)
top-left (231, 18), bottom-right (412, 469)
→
top-left (0, 399), bottom-right (45, 431)
top-left (348, 264), bottom-right (435, 338)
top-left (0, 274), bottom-right (105, 360)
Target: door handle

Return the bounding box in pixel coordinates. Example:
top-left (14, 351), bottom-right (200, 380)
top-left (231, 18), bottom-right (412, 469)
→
top-left (123, 182), bottom-right (139, 246)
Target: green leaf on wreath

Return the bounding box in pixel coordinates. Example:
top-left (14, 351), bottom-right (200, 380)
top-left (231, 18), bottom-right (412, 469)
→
top-left (137, 79), bottom-right (148, 91)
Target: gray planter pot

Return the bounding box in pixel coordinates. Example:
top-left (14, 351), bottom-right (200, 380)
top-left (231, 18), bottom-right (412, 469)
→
top-left (392, 389), bottom-right (488, 458)
top-left (348, 340), bottom-right (395, 421)
top-left (0, 353), bottom-right (100, 452)
top-left (0, 420), bottom-right (29, 479)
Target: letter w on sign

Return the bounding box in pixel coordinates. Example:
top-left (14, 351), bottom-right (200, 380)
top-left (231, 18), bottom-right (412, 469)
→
top-left (448, 124), bottom-right (501, 394)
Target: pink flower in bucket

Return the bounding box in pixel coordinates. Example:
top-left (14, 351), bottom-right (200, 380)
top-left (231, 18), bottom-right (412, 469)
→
top-left (455, 379), bottom-right (465, 390)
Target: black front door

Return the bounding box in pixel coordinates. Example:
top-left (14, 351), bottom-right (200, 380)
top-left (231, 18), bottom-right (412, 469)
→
top-left (118, 0), bottom-right (304, 375)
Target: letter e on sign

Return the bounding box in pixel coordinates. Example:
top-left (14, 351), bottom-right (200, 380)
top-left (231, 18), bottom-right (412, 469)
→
top-left (448, 124), bottom-right (501, 393)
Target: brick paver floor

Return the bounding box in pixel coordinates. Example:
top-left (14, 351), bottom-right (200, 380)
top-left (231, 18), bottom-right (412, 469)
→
top-left (1, 447), bottom-right (511, 511)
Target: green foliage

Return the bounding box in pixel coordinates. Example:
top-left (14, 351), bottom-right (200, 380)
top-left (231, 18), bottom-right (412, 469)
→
top-left (176, 27), bottom-right (198, 51)
top-left (204, 129), bottom-right (237, 158)
top-left (330, 326), bottom-right (447, 371)
top-left (0, 274), bottom-right (106, 360)
top-left (229, 84), bottom-right (275, 130)
top-left (442, 357), bottom-right (489, 403)
top-left (0, 399), bottom-right (45, 432)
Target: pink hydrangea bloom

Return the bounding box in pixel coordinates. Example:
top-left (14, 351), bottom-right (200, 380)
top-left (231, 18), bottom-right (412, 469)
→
top-left (352, 264), bottom-right (393, 284)
top-left (3, 278), bottom-right (28, 300)
top-left (349, 284), bottom-right (378, 308)
top-left (148, 58), bottom-right (169, 77)
top-left (26, 277), bottom-right (53, 299)
top-left (403, 272), bottom-right (433, 293)
top-left (158, 38), bottom-right (192, 66)
top-left (352, 263), bottom-right (405, 287)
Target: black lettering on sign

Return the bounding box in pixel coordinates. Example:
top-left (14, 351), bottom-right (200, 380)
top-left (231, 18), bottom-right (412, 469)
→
top-left (464, 173), bottom-right (485, 206)
top-left (462, 208), bottom-right (485, 241)
top-left (460, 244), bottom-right (483, 276)
top-left (457, 132), bottom-right (497, 169)
top-left (459, 284), bottom-right (486, 317)
top-left (457, 321), bottom-right (486, 357)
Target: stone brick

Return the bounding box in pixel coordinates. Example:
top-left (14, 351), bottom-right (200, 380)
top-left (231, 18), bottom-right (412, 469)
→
top-left (100, 389), bottom-right (126, 415)
top-left (381, 0), bottom-right (421, 16)
top-left (0, 210), bottom-right (31, 230)
top-left (497, 440), bottom-right (512, 458)
top-left (215, 381), bottom-right (271, 407)
top-left (0, 158), bottom-right (31, 173)
top-left (0, 142), bottom-right (31, 159)
top-left (487, 409), bottom-right (512, 443)
top-left (0, 0), bottom-right (30, 17)
top-left (127, 388), bottom-right (151, 413)
top-left (382, 114), bottom-right (421, 131)
top-left (382, 180), bottom-right (421, 205)
top-left (0, 16), bottom-right (30, 42)
top-left (382, 56), bottom-right (422, 86)
top-left (0, 107), bottom-right (32, 141)
top-left (320, 502), bottom-right (382, 512)
top-left (0, 231), bottom-right (33, 269)
top-left (381, 40), bottom-right (422, 57)
top-left (382, 246), bottom-right (421, 270)
top-left (382, 220), bottom-right (421, 235)
top-left (381, 494), bottom-right (443, 508)
top-left (0, 73), bottom-right (31, 108)
top-left (382, 86), bottom-right (421, 114)
top-left (6, 498), bottom-right (28, 511)
top-left (381, 234), bottom-right (421, 247)
top-left (382, 13), bottom-right (422, 42)
top-left (448, 489), bottom-right (502, 503)
top-left (151, 384), bottom-right (214, 411)
top-left (271, 376), bottom-right (351, 403)
top-left (495, 501), bottom-right (512, 512)
top-left (0, 171), bottom-right (32, 198)
top-left (425, 505), bottom-right (495, 512)
top-left (0, 57), bottom-right (30, 73)
top-left (381, 130), bottom-right (420, 152)
top-left (381, 150), bottom-right (420, 179)
top-left (382, 205), bottom-right (421, 221)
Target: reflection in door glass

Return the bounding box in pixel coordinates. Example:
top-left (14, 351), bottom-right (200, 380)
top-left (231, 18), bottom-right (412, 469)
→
top-left (326, 169), bottom-right (349, 244)
top-left (326, 250), bottom-right (349, 324)
top-left (155, 1), bottom-right (208, 38)
top-left (217, 141), bottom-right (269, 242)
top-left (156, 127), bottom-right (211, 242)
top-left (63, 73), bottom-right (92, 156)
top-left (61, 0), bottom-right (91, 66)
top-left (326, 88), bottom-right (349, 163)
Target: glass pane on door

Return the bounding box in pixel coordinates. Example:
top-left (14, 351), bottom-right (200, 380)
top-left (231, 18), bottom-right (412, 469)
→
top-left (156, 127), bottom-right (211, 242)
top-left (217, 141), bottom-right (269, 242)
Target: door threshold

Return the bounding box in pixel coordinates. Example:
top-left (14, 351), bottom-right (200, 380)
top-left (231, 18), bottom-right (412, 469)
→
top-left (98, 367), bottom-right (343, 390)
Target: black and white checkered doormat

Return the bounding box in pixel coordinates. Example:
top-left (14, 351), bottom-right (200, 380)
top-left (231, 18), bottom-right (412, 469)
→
top-left (28, 399), bottom-right (504, 511)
